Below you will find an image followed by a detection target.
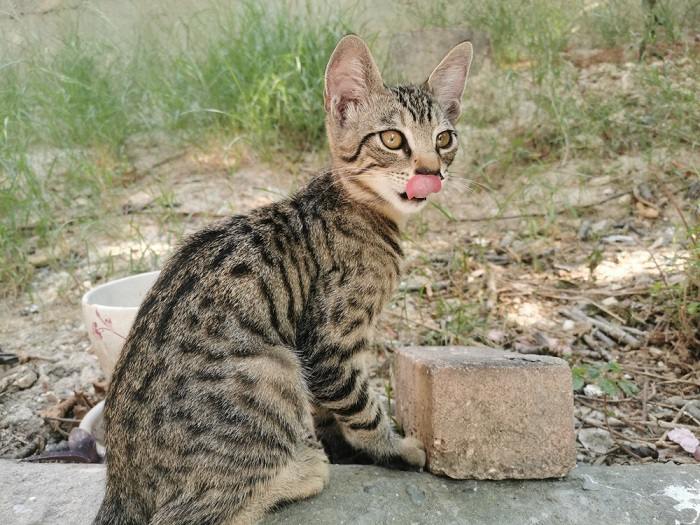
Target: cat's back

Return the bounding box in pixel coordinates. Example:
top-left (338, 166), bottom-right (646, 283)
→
top-left (106, 173), bottom-right (398, 414)
top-left (103, 177), bottom-right (345, 447)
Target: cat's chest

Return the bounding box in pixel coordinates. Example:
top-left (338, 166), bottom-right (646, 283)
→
top-left (322, 251), bottom-right (400, 315)
top-left (333, 239), bottom-right (400, 280)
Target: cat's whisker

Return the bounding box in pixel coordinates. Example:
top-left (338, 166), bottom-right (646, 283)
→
top-left (444, 179), bottom-right (479, 190)
top-left (444, 185), bottom-right (477, 195)
top-left (446, 176), bottom-right (493, 193)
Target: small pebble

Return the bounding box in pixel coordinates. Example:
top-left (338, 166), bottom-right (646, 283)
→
top-left (584, 384), bottom-right (604, 398)
top-left (20, 304), bottom-right (40, 316)
top-left (601, 296), bottom-right (618, 307)
top-left (45, 441), bottom-right (70, 453)
top-left (625, 443), bottom-right (658, 459)
top-left (578, 428), bottom-right (614, 454)
top-left (406, 485), bottom-right (426, 506)
top-left (602, 235), bottom-right (636, 244)
top-left (617, 194), bottom-right (631, 205)
top-left (14, 368), bottom-right (38, 390)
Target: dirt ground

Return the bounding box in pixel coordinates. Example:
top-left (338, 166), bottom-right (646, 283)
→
top-left (1, 52), bottom-right (699, 465)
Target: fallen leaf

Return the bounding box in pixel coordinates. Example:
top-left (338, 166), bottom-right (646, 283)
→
top-left (635, 202), bottom-right (659, 219)
top-left (668, 428), bottom-right (699, 454)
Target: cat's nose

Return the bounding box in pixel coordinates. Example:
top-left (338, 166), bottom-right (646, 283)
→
top-left (414, 167), bottom-right (444, 180)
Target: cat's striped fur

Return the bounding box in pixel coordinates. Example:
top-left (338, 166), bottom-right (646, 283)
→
top-left (95, 35), bottom-right (472, 525)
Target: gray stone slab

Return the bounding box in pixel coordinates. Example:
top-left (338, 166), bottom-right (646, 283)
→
top-left (1, 460), bottom-right (699, 525)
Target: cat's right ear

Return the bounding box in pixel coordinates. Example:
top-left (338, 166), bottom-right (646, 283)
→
top-left (324, 35), bottom-right (383, 125)
top-left (427, 41), bottom-right (473, 124)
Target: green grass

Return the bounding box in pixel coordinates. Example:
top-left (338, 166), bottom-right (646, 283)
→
top-left (404, 0), bottom-right (700, 67)
top-left (0, 147), bottom-right (122, 294)
top-left (406, 0), bottom-right (700, 165)
top-left (651, 211), bottom-right (700, 358)
top-left (572, 361), bottom-right (639, 397)
top-left (137, 1), bottom-right (350, 152)
top-left (0, 1), bottom-right (350, 294)
top-left (0, 1), bottom-right (348, 151)
top-left (442, 0), bottom-right (700, 176)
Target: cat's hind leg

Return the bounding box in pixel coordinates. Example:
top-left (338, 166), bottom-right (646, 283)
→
top-left (148, 491), bottom-right (248, 525)
top-left (148, 444), bottom-right (329, 525)
top-left (223, 443), bottom-right (330, 524)
top-left (269, 442), bottom-right (330, 507)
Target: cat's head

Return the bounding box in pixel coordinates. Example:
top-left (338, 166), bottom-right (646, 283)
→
top-left (324, 35), bottom-right (472, 219)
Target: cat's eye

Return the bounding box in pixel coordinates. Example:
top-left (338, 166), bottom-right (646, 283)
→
top-left (380, 130), bottom-right (404, 150)
top-left (436, 131), bottom-right (452, 149)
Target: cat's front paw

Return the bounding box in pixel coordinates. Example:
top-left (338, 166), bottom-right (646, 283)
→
top-left (398, 436), bottom-right (426, 469)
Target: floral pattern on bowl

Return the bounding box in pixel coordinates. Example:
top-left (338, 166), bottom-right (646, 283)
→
top-left (82, 271), bottom-right (160, 381)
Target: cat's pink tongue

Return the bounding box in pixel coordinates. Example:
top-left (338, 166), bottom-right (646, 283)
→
top-left (405, 174), bottom-right (442, 200)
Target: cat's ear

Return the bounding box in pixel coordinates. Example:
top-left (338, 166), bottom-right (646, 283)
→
top-left (324, 35), bottom-right (384, 125)
top-left (427, 41), bottom-right (473, 124)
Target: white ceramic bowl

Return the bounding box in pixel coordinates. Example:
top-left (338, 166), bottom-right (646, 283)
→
top-left (80, 271), bottom-right (160, 455)
top-left (81, 270), bottom-right (160, 381)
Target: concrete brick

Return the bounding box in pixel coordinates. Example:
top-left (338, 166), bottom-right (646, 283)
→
top-left (393, 346), bottom-right (576, 480)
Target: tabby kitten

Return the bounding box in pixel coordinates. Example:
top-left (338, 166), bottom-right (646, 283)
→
top-left (94, 35), bottom-right (472, 525)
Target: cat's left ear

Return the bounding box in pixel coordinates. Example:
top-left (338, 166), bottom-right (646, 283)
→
top-left (427, 41), bottom-right (473, 124)
top-left (324, 35), bottom-right (384, 125)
